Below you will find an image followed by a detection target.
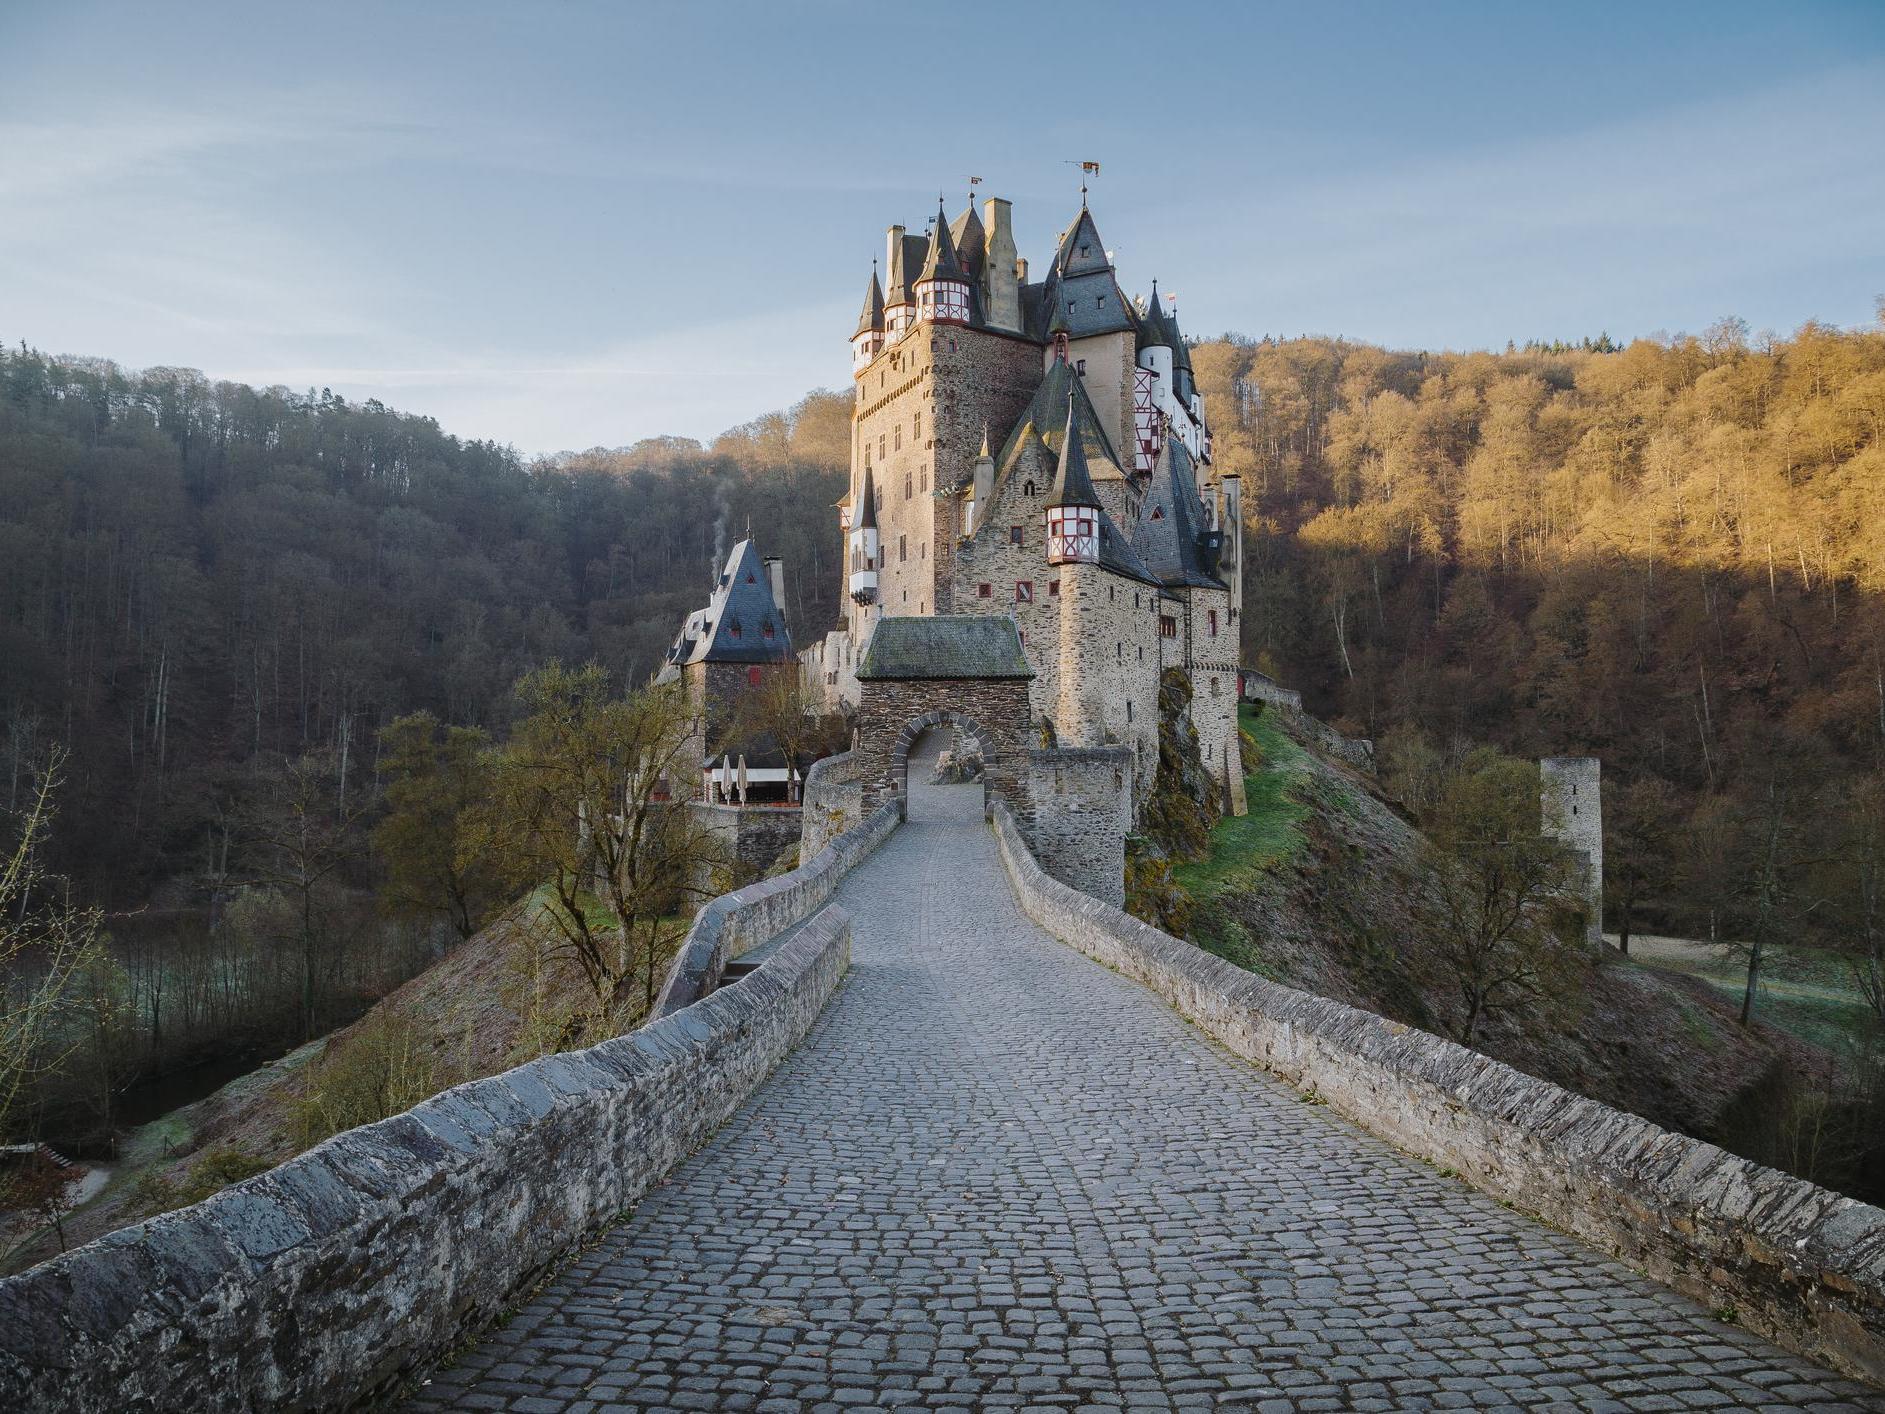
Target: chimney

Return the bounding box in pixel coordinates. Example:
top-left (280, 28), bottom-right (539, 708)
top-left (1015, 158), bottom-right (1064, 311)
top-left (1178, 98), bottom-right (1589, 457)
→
top-left (764, 555), bottom-right (786, 623)
top-left (982, 197), bottom-right (1020, 333)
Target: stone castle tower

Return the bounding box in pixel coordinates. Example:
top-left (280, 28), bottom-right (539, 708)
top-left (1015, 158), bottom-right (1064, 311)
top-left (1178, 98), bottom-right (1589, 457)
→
top-left (804, 194), bottom-right (1245, 813)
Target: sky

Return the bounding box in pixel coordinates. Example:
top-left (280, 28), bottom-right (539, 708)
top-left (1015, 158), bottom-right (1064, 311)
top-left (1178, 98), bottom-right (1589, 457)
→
top-left (2, 0), bottom-right (1882, 456)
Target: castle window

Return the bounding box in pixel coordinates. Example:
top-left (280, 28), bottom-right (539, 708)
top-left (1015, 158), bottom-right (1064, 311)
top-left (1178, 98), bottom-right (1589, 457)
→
top-left (879, 436), bottom-right (886, 459)
top-left (763, 621), bottom-right (775, 640)
top-left (1134, 592), bottom-right (1140, 608)
top-left (1208, 609), bottom-right (1218, 636)
top-left (1150, 506), bottom-right (1164, 521)
top-left (895, 427), bottom-right (902, 450)
top-left (978, 582), bottom-right (992, 598)
top-left (1138, 645), bottom-right (1144, 661)
top-left (1109, 585), bottom-right (1115, 602)
top-left (1009, 524), bottom-right (1024, 545)
top-left (1076, 359), bottom-right (1086, 376)
top-left (1048, 580), bottom-right (1059, 597)
top-left (914, 413), bottom-right (921, 437)
top-left (1116, 643), bottom-right (1122, 660)
top-left (1127, 701), bottom-right (1133, 723)
top-left (1023, 480), bottom-right (1036, 497)
top-left (920, 469), bottom-right (929, 492)
top-left (1159, 615), bottom-right (1177, 639)
top-left (899, 535), bottom-right (907, 562)
top-left (920, 542), bottom-right (926, 559)
top-left (727, 618), bottom-right (741, 638)
top-left (904, 474), bottom-right (913, 499)
top-left (1210, 676), bottom-right (1219, 696)
top-left (1015, 581), bottom-right (1033, 603)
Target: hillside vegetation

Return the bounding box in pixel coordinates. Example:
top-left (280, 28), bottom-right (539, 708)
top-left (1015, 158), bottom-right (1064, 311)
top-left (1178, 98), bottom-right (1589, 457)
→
top-left (1185, 704), bottom-right (1880, 1204)
top-left (1196, 320), bottom-right (1885, 960)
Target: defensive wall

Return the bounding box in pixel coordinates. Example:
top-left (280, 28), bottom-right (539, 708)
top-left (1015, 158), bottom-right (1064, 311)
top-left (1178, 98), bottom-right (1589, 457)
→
top-left (0, 806), bottom-right (903, 1411)
top-left (987, 797), bottom-right (1885, 1387)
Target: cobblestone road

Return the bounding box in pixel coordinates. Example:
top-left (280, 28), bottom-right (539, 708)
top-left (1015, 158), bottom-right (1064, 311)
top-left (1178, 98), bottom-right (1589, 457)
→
top-left (409, 770), bottom-right (1880, 1412)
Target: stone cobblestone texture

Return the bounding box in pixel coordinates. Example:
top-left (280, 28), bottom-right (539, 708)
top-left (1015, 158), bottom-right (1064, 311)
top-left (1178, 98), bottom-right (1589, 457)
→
top-left (408, 770), bottom-right (1882, 1413)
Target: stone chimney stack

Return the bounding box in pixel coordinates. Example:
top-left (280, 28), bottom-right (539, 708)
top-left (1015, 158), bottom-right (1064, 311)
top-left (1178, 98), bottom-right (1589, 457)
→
top-left (764, 555), bottom-right (786, 624)
top-left (982, 197), bottom-right (1020, 333)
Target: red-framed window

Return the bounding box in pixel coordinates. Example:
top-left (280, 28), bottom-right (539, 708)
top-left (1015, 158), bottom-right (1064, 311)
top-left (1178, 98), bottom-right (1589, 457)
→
top-left (977, 582), bottom-right (992, 598)
top-left (1015, 581), bottom-right (1033, 603)
top-left (1159, 615), bottom-right (1177, 638)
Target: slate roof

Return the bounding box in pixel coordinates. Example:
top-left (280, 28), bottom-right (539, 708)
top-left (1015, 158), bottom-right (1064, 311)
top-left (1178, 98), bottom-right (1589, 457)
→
top-left (666, 538), bottom-right (795, 667)
top-left (1132, 436), bottom-right (1225, 590)
top-left (919, 201), bottom-right (964, 283)
top-left (856, 269), bottom-right (884, 336)
top-left (1046, 400), bottom-right (1102, 510)
top-left (856, 615), bottom-right (1034, 681)
top-left (855, 464), bottom-right (878, 530)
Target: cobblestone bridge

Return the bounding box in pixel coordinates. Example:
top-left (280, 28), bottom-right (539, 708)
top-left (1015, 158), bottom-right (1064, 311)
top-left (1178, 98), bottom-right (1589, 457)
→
top-left (410, 766), bottom-right (1879, 1413)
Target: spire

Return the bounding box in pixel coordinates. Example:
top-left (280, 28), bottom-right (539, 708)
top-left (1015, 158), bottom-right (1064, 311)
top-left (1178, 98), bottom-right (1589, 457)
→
top-left (978, 423), bottom-right (991, 459)
top-left (920, 198), bottom-right (963, 282)
top-left (855, 464), bottom-right (878, 530)
top-left (1138, 280), bottom-right (1172, 349)
top-left (855, 266), bottom-right (885, 336)
top-left (1046, 398), bottom-right (1102, 511)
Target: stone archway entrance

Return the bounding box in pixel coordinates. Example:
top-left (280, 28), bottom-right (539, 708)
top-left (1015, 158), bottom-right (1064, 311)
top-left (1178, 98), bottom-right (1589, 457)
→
top-left (892, 710), bottom-right (997, 821)
top-left (851, 616), bottom-right (1036, 820)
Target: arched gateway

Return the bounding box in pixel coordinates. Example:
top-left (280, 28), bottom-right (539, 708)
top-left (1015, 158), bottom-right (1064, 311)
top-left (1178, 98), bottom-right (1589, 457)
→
top-left (851, 616), bottom-right (1034, 817)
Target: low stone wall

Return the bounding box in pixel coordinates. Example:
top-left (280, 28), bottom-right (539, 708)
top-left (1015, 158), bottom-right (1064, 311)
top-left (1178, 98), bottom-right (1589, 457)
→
top-left (690, 799), bottom-right (803, 884)
top-left (987, 799), bottom-right (1885, 1387)
top-left (656, 796), bottom-right (898, 1018)
top-left (800, 749), bottom-right (866, 859)
top-left (0, 908), bottom-right (853, 1412)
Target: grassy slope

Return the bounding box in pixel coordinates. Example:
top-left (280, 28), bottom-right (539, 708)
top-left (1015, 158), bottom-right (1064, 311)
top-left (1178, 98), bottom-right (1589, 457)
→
top-left (1628, 936), bottom-right (1871, 1054)
top-left (1182, 705), bottom-right (1814, 1147)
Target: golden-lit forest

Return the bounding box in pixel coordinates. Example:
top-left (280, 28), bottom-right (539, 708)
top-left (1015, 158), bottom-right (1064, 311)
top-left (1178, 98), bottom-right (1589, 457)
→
top-left (1196, 318), bottom-right (1885, 963)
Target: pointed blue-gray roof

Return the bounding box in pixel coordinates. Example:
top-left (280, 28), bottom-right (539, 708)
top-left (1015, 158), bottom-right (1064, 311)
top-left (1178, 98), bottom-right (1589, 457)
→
top-left (1131, 436), bottom-right (1225, 590)
top-left (670, 538), bottom-right (795, 666)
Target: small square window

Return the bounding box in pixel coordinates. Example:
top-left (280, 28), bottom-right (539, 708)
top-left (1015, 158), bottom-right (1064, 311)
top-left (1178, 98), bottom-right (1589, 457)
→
top-left (1048, 580), bottom-right (1060, 597)
top-left (1009, 524), bottom-right (1024, 545)
top-left (1015, 581), bottom-right (1033, 603)
top-left (977, 582), bottom-right (992, 598)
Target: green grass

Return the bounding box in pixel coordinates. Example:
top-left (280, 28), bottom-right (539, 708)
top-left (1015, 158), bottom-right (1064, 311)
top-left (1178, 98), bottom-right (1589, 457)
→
top-left (1172, 706), bottom-right (1312, 897)
top-left (1633, 940), bottom-right (1874, 1053)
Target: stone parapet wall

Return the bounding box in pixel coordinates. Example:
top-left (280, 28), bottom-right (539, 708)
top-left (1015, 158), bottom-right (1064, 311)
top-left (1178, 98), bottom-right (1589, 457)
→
top-left (656, 794), bottom-right (898, 1018)
top-left (986, 799), bottom-right (1885, 1387)
top-left (0, 908), bottom-right (854, 1413)
top-left (800, 749), bottom-right (866, 858)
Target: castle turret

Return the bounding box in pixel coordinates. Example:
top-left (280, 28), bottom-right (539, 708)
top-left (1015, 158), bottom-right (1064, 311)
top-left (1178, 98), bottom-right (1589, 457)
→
top-left (853, 266), bottom-right (885, 373)
top-left (1136, 280), bottom-right (1175, 389)
top-left (848, 464), bottom-right (880, 605)
top-left (914, 200), bottom-right (970, 325)
top-left (884, 225), bottom-right (913, 336)
top-left (1047, 401), bottom-right (1108, 747)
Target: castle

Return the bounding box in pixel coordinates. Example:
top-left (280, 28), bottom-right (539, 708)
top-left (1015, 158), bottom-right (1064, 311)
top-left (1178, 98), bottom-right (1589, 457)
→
top-left (802, 194), bottom-right (1247, 811)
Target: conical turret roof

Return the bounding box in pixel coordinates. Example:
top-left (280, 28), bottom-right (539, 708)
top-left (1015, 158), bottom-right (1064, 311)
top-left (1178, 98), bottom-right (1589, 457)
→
top-left (1137, 281), bottom-right (1173, 351)
top-left (1046, 399), bottom-right (1102, 511)
top-left (919, 200), bottom-right (964, 283)
top-left (855, 464), bottom-right (878, 530)
top-left (856, 268), bottom-right (885, 336)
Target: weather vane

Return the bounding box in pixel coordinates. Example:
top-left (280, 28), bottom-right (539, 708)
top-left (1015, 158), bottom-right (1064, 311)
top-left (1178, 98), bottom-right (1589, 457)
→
top-left (1065, 160), bottom-right (1101, 206)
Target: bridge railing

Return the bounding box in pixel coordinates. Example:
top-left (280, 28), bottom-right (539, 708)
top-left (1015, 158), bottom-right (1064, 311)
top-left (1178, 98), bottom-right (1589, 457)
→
top-left (653, 794), bottom-right (898, 1018)
top-left (0, 905), bottom-right (855, 1412)
top-left (987, 797), bottom-right (1885, 1388)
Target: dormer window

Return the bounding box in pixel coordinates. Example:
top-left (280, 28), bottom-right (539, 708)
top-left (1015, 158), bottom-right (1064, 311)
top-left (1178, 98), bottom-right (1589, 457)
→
top-left (727, 618), bottom-right (742, 638)
top-left (1151, 506), bottom-right (1164, 520)
top-left (763, 620), bottom-right (776, 640)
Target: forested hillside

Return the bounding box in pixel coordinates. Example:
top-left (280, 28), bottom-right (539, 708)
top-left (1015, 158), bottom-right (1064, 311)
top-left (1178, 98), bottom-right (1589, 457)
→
top-left (1196, 318), bottom-right (1885, 955)
top-left (0, 347), bottom-right (849, 902)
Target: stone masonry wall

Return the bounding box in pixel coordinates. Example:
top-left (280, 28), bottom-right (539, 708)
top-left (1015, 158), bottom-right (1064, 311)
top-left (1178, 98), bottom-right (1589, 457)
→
top-left (853, 676), bottom-right (1033, 813)
top-left (0, 908), bottom-right (855, 1412)
top-left (1542, 756), bottom-right (1604, 945)
top-left (1020, 746), bottom-right (1132, 907)
top-left (986, 799), bottom-right (1885, 1387)
top-left (690, 801), bottom-right (802, 885)
top-left (657, 794), bottom-right (898, 1018)
top-left (800, 748), bottom-right (866, 859)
